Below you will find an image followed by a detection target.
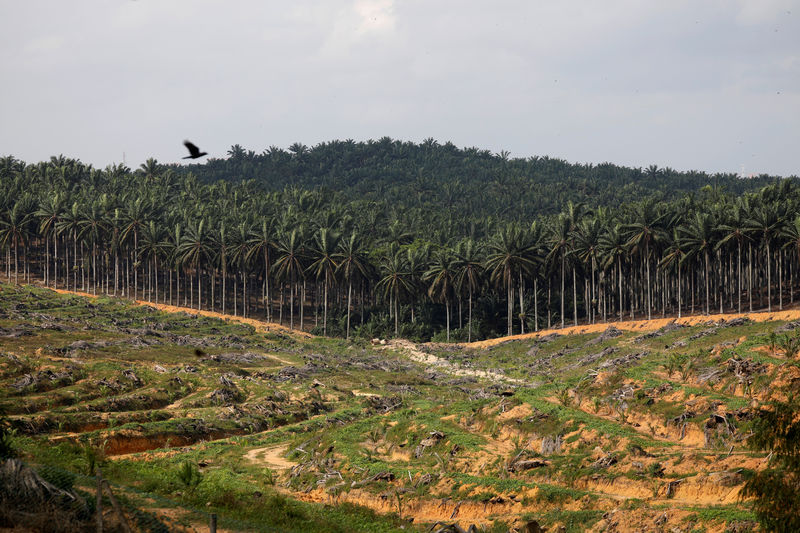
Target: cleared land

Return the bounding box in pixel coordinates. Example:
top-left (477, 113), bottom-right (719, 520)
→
top-left (2, 284), bottom-right (795, 532)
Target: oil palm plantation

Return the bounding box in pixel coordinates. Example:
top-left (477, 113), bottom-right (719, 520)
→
top-left (425, 248), bottom-right (457, 342)
top-left (335, 232), bottom-right (371, 339)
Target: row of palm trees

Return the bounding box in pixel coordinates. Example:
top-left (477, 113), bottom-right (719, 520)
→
top-left (1, 155), bottom-right (799, 341)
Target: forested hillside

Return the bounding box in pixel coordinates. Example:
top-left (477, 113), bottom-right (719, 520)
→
top-left (177, 138), bottom-right (782, 219)
top-left (0, 141), bottom-right (798, 343)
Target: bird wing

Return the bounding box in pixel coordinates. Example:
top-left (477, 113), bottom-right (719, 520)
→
top-left (184, 140), bottom-right (200, 157)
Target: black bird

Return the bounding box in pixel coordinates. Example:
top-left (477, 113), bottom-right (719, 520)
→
top-left (182, 140), bottom-right (208, 159)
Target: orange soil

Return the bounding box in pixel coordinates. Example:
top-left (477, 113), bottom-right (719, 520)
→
top-left (49, 287), bottom-right (313, 338)
top-left (465, 308), bottom-right (800, 349)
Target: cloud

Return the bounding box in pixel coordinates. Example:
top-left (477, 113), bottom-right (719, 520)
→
top-left (0, 1), bottom-right (797, 176)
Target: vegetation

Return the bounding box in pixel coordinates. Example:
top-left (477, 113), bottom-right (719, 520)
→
top-left (1, 142), bottom-right (799, 342)
top-left (742, 395), bottom-right (800, 532)
top-left (0, 284), bottom-right (790, 531)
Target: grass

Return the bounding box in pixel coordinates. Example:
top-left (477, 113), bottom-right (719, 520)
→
top-left (0, 282), bottom-right (781, 532)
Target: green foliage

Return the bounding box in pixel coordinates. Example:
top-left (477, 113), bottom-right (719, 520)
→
top-left (0, 417), bottom-right (17, 459)
top-left (176, 460), bottom-right (203, 493)
top-left (742, 395), bottom-right (800, 531)
top-left (777, 333), bottom-right (800, 359)
top-left (80, 439), bottom-right (106, 476)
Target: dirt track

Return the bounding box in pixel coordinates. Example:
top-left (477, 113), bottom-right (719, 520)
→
top-left (35, 286), bottom-right (800, 348)
top-left (49, 288), bottom-right (313, 338)
top-left (464, 308), bottom-right (800, 349)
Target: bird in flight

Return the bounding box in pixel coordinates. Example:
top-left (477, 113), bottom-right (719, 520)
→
top-left (182, 140), bottom-right (208, 159)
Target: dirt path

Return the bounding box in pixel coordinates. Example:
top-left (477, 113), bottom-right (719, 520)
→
top-left (464, 308), bottom-right (800, 349)
top-left (48, 287), bottom-right (313, 338)
top-left (244, 444), bottom-right (296, 470)
top-left (386, 339), bottom-right (533, 386)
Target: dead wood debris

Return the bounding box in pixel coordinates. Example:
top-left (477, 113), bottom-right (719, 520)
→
top-left (509, 459), bottom-right (549, 472)
top-left (365, 395), bottom-right (403, 413)
top-left (205, 352), bottom-right (266, 364)
top-left (634, 321), bottom-right (687, 342)
top-left (12, 369), bottom-right (76, 391)
top-left (591, 452), bottom-right (618, 469)
top-left (414, 431), bottom-right (446, 458)
top-left (586, 326), bottom-right (623, 345)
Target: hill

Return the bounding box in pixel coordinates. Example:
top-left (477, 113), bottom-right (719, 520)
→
top-left (175, 138), bottom-right (784, 219)
top-left (2, 283), bottom-right (797, 531)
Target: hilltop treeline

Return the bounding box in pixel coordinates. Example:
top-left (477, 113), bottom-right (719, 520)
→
top-left (0, 145), bottom-right (798, 342)
top-left (178, 138), bottom-right (781, 219)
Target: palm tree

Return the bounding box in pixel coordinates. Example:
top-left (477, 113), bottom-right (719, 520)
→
top-left (453, 239), bottom-right (484, 341)
top-left (139, 220), bottom-right (167, 302)
top-left (624, 199), bottom-right (666, 320)
top-left (546, 214), bottom-right (573, 329)
top-left (599, 223), bottom-right (628, 321)
top-left (308, 228), bottom-right (340, 336)
top-left (273, 229), bottom-right (305, 330)
top-left (230, 221), bottom-right (253, 317)
top-left (246, 219), bottom-right (275, 321)
top-left (178, 219), bottom-right (212, 310)
top-left (78, 201), bottom-right (108, 295)
top-left (680, 212), bottom-right (715, 315)
top-left (35, 192), bottom-right (65, 288)
top-left (121, 198), bottom-right (151, 299)
top-left (486, 224), bottom-right (537, 335)
top-left (56, 202), bottom-right (82, 291)
top-left (212, 221), bottom-right (231, 313)
top-left (425, 248), bottom-right (457, 342)
top-left (335, 232), bottom-right (371, 339)
top-left (716, 201), bottom-right (749, 313)
top-left (746, 202), bottom-right (781, 312)
top-left (659, 229), bottom-right (687, 318)
top-left (0, 202), bottom-right (33, 284)
top-left (573, 217), bottom-right (602, 323)
top-left (376, 249), bottom-right (413, 336)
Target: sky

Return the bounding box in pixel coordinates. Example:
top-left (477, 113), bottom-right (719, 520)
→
top-left (0, 1), bottom-right (798, 176)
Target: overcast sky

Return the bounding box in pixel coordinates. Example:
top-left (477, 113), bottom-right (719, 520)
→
top-left (0, 1), bottom-right (798, 176)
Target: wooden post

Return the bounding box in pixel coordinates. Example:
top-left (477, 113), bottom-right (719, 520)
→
top-left (102, 480), bottom-right (133, 533)
top-left (209, 513), bottom-right (217, 533)
top-left (95, 468), bottom-right (103, 533)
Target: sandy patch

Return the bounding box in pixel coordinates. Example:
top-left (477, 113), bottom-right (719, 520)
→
top-left (49, 287), bottom-right (313, 338)
top-left (244, 444), bottom-right (296, 470)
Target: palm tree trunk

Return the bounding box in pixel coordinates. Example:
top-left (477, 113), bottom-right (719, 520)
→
top-left (737, 240), bottom-right (742, 313)
top-left (519, 270), bottom-right (525, 335)
top-left (572, 267), bottom-right (578, 326)
top-left (704, 249), bottom-right (710, 315)
top-left (300, 278), bottom-right (306, 331)
top-left (323, 278), bottom-right (328, 336)
top-left (394, 286), bottom-right (399, 336)
top-left (53, 232), bottom-right (58, 289)
top-left (13, 238), bottom-right (18, 285)
top-left (44, 234), bottom-right (49, 286)
top-left (618, 256), bottom-right (623, 321)
top-left (747, 242), bottom-right (752, 312)
top-left (646, 244), bottom-right (652, 320)
top-left (264, 249), bottom-right (270, 321)
top-left (468, 289), bottom-right (473, 341)
top-left (561, 251), bottom-right (566, 329)
top-left (507, 270), bottom-right (513, 336)
top-left (445, 300), bottom-right (450, 342)
top-left (677, 261), bottom-right (682, 318)
top-left (767, 241), bottom-right (772, 312)
top-left (290, 276), bottom-right (295, 329)
top-left (779, 249), bottom-right (783, 310)
top-left (196, 263), bottom-right (201, 310)
top-left (533, 278), bottom-right (538, 332)
top-left (346, 280), bottom-right (352, 339)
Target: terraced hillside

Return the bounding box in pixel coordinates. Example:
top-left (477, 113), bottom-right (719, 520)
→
top-left (1, 284), bottom-right (796, 532)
